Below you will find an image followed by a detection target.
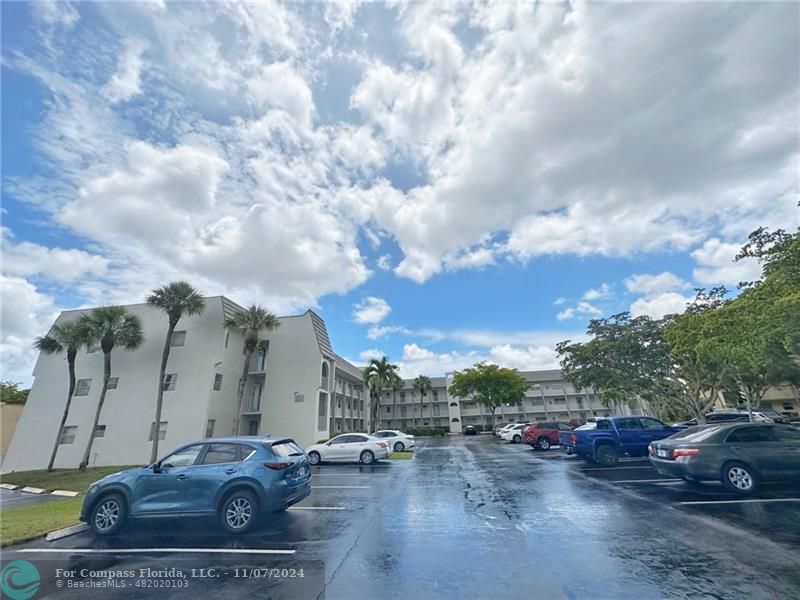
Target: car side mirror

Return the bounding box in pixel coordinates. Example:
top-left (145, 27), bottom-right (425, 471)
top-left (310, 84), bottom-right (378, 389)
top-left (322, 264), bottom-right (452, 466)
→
top-left (152, 462), bottom-right (161, 473)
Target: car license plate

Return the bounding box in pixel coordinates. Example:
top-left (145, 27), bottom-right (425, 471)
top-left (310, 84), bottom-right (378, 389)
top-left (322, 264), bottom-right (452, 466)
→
top-left (656, 449), bottom-right (668, 458)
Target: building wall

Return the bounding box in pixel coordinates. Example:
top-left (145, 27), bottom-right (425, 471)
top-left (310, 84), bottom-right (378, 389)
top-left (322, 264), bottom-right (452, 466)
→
top-left (0, 403), bottom-right (24, 466)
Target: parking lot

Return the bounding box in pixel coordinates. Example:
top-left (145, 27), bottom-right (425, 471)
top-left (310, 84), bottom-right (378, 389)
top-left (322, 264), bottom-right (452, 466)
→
top-left (5, 435), bottom-right (800, 599)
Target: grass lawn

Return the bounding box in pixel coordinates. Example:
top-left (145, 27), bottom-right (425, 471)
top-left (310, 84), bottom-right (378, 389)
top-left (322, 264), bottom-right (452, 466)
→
top-left (0, 465), bottom-right (137, 492)
top-left (0, 497), bottom-right (83, 547)
top-left (389, 451), bottom-right (414, 460)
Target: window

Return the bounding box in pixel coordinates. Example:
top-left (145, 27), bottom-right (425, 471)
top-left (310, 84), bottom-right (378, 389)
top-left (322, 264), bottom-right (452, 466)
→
top-left (75, 379), bottom-right (92, 396)
top-left (321, 362), bottom-right (329, 383)
top-left (59, 426), bottom-right (77, 444)
top-left (205, 420), bottom-right (215, 438)
top-left (163, 373), bottom-right (177, 391)
top-left (94, 425), bottom-right (106, 438)
top-left (107, 377), bottom-right (119, 390)
top-left (270, 440), bottom-right (304, 457)
top-left (149, 421), bottom-right (168, 441)
top-left (433, 391), bottom-right (439, 401)
top-left (202, 443), bottom-right (241, 465)
top-left (294, 392), bottom-right (304, 403)
top-left (639, 418), bottom-right (664, 430)
top-left (451, 417), bottom-right (460, 422)
top-left (248, 420), bottom-right (258, 435)
top-left (450, 402), bottom-right (458, 407)
top-left (385, 406), bottom-right (391, 413)
top-left (596, 420), bottom-right (612, 430)
top-left (171, 330), bottom-right (186, 346)
top-left (726, 426), bottom-right (770, 443)
top-left (162, 444), bottom-right (202, 468)
top-left (400, 392), bottom-right (406, 401)
top-left (213, 373), bottom-right (223, 391)
top-left (617, 418), bottom-right (642, 430)
top-left (770, 427), bottom-right (800, 442)
top-left (360, 400), bottom-right (364, 411)
top-left (400, 406), bottom-right (407, 417)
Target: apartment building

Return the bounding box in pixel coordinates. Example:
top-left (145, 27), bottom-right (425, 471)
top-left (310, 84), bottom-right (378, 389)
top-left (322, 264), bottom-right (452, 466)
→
top-left (2, 297), bottom-right (365, 472)
top-left (378, 370), bottom-right (640, 433)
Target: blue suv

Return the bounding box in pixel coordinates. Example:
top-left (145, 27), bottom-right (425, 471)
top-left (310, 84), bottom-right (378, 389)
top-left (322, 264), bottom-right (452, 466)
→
top-left (80, 437), bottom-right (311, 535)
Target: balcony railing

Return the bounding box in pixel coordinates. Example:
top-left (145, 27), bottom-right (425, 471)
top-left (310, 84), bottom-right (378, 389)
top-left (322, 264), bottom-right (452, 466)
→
top-left (242, 394), bottom-right (261, 413)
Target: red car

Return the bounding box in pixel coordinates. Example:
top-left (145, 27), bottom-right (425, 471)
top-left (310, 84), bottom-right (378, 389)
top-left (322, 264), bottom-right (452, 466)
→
top-left (523, 421), bottom-right (573, 450)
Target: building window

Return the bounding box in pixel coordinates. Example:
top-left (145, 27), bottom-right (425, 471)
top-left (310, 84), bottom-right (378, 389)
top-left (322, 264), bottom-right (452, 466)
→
top-left (433, 405), bottom-right (441, 416)
top-left (451, 417), bottom-right (460, 423)
top-left (171, 331), bottom-right (187, 346)
top-left (149, 421), bottom-right (168, 441)
top-left (74, 379), bottom-right (92, 396)
top-left (449, 402), bottom-right (457, 407)
top-left (385, 406), bottom-right (391, 413)
top-left (318, 392), bottom-right (328, 430)
top-left (163, 373), bottom-right (177, 391)
top-left (213, 373), bottom-right (223, 391)
top-left (347, 398), bottom-right (351, 410)
top-left (294, 392), bottom-right (304, 403)
top-left (205, 420), bottom-right (215, 438)
top-left (400, 392), bottom-right (406, 401)
top-left (94, 425), bottom-right (106, 438)
top-left (59, 426), bottom-right (77, 444)
top-left (107, 377), bottom-right (119, 390)
top-left (248, 420), bottom-right (258, 436)
top-left (360, 400), bottom-right (364, 411)
top-left (400, 406), bottom-right (407, 417)
top-left (321, 362), bottom-right (329, 385)
top-left (433, 391), bottom-right (439, 401)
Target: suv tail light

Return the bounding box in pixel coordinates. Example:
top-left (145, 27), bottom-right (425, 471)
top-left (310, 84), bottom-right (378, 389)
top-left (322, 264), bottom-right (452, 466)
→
top-left (672, 448), bottom-right (700, 458)
top-left (265, 462), bottom-right (290, 470)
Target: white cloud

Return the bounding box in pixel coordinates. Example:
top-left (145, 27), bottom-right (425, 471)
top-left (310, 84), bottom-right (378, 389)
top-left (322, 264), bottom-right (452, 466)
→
top-left (367, 324), bottom-right (411, 340)
top-left (630, 292), bottom-right (692, 319)
top-left (625, 272), bottom-right (689, 295)
top-left (358, 348), bottom-right (385, 362)
top-left (556, 301), bottom-right (602, 321)
top-left (691, 238), bottom-right (763, 286)
top-left (102, 38), bottom-right (147, 104)
top-left (582, 283), bottom-right (612, 301)
top-left (1, 232), bottom-right (109, 283)
top-left (32, 1), bottom-right (80, 27)
top-left (324, 1), bottom-right (364, 35)
top-left (353, 297), bottom-right (391, 324)
top-left (376, 254), bottom-right (392, 271)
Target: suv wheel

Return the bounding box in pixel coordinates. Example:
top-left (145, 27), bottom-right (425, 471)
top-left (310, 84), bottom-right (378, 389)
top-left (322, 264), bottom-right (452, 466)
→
top-left (220, 490), bottom-right (258, 534)
top-left (595, 445), bottom-right (619, 467)
top-left (722, 461), bottom-right (758, 496)
top-left (308, 451), bottom-right (321, 465)
top-left (360, 450), bottom-right (375, 465)
top-left (393, 441), bottom-right (405, 452)
top-left (90, 493), bottom-right (126, 536)
top-left (513, 434), bottom-right (521, 444)
top-left (537, 437), bottom-right (551, 451)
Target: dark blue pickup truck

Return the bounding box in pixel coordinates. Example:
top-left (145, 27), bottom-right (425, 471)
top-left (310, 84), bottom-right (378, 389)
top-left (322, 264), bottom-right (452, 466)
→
top-left (559, 416), bottom-right (682, 466)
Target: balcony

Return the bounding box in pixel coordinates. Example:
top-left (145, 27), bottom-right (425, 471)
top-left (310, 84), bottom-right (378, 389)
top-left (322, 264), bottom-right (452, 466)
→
top-left (248, 353), bottom-right (267, 373)
top-left (241, 394), bottom-right (261, 413)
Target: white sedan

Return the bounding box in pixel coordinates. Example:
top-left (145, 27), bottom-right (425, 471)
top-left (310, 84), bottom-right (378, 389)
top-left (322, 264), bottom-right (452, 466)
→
top-left (500, 423), bottom-right (528, 443)
top-left (372, 430), bottom-right (416, 452)
top-left (305, 433), bottom-right (390, 465)
top-left (495, 424), bottom-right (516, 437)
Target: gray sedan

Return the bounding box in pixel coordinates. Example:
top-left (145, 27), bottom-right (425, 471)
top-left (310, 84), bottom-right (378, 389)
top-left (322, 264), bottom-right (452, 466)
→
top-left (649, 423), bottom-right (800, 495)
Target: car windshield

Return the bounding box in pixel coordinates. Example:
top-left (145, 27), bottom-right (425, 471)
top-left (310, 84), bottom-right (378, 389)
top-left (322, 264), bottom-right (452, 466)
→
top-left (575, 423), bottom-right (598, 431)
top-left (270, 440), bottom-right (304, 457)
top-left (666, 426), bottom-right (725, 443)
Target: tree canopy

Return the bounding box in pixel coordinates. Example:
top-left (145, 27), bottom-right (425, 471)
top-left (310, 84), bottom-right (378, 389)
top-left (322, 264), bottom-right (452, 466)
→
top-left (448, 363), bottom-right (530, 415)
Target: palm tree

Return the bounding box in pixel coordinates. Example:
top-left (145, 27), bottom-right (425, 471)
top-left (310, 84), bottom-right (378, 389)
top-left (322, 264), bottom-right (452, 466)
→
top-left (79, 306), bottom-right (144, 470)
top-left (363, 356), bottom-right (399, 433)
top-left (146, 282), bottom-right (205, 463)
top-left (413, 375), bottom-right (432, 427)
top-left (34, 319), bottom-right (92, 471)
top-left (224, 305), bottom-right (280, 435)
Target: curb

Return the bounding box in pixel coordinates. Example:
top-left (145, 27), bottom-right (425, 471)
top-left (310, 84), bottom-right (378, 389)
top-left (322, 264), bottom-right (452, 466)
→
top-left (51, 490), bottom-right (80, 497)
top-left (0, 483), bottom-right (19, 490)
top-left (1, 483), bottom-right (81, 497)
top-left (21, 486), bottom-right (47, 495)
top-left (45, 523), bottom-right (88, 542)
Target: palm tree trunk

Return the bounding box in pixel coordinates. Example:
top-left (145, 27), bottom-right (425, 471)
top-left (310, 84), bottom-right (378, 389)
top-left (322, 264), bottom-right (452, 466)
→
top-left (234, 347), bottom-right (253, 435)
top-left (80, 351), bottom-right (111, 470)
top-left (48, 349), bottom-right (77, 472)
top-left (150, 321), bottom-right (176, 463)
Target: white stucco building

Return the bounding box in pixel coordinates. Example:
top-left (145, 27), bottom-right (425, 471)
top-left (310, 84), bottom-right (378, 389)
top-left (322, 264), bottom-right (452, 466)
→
top-left (2, 297), bottom-right (365, 472)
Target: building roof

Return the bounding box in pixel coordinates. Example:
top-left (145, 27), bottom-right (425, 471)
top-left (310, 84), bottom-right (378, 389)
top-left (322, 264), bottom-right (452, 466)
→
top-left (306, 310), bottom-right (333, 357)
top-left (333, 352), bottom-right (364, 381)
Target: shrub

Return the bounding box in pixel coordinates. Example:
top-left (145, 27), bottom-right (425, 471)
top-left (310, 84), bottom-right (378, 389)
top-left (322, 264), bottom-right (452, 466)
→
top-left (403, 427), bottom-right (448, 437)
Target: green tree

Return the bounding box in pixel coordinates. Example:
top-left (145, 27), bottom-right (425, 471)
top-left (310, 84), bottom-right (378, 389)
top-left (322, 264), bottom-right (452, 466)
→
top-left (224, 305), bottom-right (280, 435)
top-left (412, 375), bottom-right (432, 427)
top-left (146, 282), bottom-right (206, 462)
top-left (0, 381), bottom-right (30, 405)
top-left (79, 306), bottom-right (144, 470)
top-left (33, 320), bottom-right (92, 471)
top-left (363, 356), bottom-right (399, 433)
top-left (448, 363), bottom-right (530, 424)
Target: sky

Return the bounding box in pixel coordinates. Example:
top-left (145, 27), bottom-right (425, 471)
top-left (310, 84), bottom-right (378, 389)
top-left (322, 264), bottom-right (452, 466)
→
top-left (2, 1), bottom-right (798, 386)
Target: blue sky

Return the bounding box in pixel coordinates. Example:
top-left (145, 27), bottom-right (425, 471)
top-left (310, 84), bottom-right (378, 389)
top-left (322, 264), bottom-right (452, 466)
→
top-left (2, 1), bottom-right (798, 384)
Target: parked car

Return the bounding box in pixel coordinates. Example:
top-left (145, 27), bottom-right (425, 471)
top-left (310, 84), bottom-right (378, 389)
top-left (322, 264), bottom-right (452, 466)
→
top-left (649, 423), bottom-right (800, 495)
top-left (559, 416), bottom-right (682, 466)
top-left (305, 433), bottom-right (390, 465)
top-left (464, 425), bottom-right (478, 436)
top-left (372, 429), bottom-right (416, 451)
top-left (81, 437), bottom-right (310, 536)
top-left (492, 423), bottom-right (509, 435)
top-left (495, 424), bottom-right (514, 437)
top-left (523, 421), bottom-right (572, 450)
top-left (672, 410), bottom-right (779, 428)
top-left (500, 423), bottom-right (529, 443)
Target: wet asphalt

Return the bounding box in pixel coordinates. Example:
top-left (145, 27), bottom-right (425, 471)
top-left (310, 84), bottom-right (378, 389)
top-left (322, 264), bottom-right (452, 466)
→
top-left (4, 435), bottom-right (800, 600)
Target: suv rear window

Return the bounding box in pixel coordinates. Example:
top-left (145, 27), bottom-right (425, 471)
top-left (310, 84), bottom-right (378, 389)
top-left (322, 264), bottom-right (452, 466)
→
top-left (269, 440), bottom-right (304, 457)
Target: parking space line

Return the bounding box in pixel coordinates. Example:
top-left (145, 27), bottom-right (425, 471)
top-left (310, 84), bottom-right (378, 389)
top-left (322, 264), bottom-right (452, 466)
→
top-left (614, 478), bottom-right (682, 484)
top-left (678, 498), bottom-right (800, 506)
top-left (312, 485), bottom-right (371, 489)
top-left (11, 548), bottom-right (295, 555)
top-left (578, 466), bottom-right (656, 471)
top-left (289, 506), bottom-right (346, 510)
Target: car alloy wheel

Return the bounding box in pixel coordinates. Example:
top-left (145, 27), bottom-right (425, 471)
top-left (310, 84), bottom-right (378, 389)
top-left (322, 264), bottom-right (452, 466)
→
top-left (360, 450), bottom-right (375, 464)
top-left (726, 465), bottom-right (754, 493)
top-left (226, 497), bottom-right (253, 530)
top-left (537, 437), bottom-right (551, 451)
top-left (596, 445), bottom-right (619, 467)
top-left (308, 451), bottom-right (321, 465)
top-left (394, 441), bottom-right (405, 452)
top-left (94, 498), bottom-right (120, 532)
top-left (513, 435), bottom-right (521, 443)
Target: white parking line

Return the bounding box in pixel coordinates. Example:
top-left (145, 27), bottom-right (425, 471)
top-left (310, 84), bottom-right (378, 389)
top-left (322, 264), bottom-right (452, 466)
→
top-left (11, 548), bottom-right (295, 555)
top-left (614, 478), bottom-right (683, 484)
top-left (679, 498), bottom-right (800, 506)
top-left (578, 466), bottom-right (656, 471)
top-left (288, 506), bottom-right (346, 510)
top-left (312, 485), bottom-right (370, 489)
